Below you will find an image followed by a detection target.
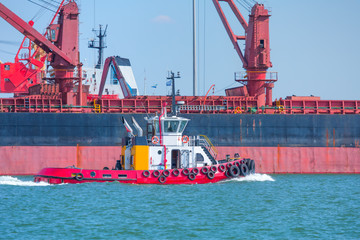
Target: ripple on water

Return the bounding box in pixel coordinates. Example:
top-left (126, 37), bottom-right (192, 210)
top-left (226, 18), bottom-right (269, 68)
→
top-left (1, 175), bottom-right (360, 239)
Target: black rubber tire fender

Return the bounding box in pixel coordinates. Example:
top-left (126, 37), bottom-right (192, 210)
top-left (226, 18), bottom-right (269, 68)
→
top-left (182, 168), bottom-right (190, 176)
top-left (191, 168), bottom-right (199, 175)
top-left (158, 175), bottom-right (166, 184)
top-left (240, 163), bottom-right (249, 176)
top-left (249, 160), bottom-right (255, 174)
top-left (226, 162), bottom-right (233, 169)
top-left (201, 166), bottom-right (209, 174)
top-left (142, 170), bottom-right (150, 178)
top-left (218, 164), bottom-right (226, 172)
top-left (153, 170), bottom-right (161, 178)
top-left (210, 166), bottom-right (217, 173)
top-left (75, 173), bottom-right (84, 181)
top-left (163, 169), bottom-right (170, 177)
top-left (172, 169), bottom-right (180, 177)
top-left (188, 173), bottom-right (196, 181)
top-left (207, 171), bottom-right (215, 179)
top-left (229, 165), bottom-right (240, 177)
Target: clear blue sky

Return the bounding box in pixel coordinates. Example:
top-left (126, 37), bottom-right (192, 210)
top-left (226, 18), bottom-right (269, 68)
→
top-left (0, 0), bottom-right (359, 100)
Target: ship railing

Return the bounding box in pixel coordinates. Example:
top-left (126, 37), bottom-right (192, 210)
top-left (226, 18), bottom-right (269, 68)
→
top-left (176, 105), bottom-right (226, 112)
top-left (234, 71), bottom-right (278, 82)
top-left (189, 135), bottom-right (218, 160)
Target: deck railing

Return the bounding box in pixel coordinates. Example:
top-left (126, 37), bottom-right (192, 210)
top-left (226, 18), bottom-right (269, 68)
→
top-left (188, 135), bottom-right (218, 160)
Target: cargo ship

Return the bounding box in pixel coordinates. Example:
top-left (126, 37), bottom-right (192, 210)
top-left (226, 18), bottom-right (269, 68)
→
top-left (0, 0), bottom-right (359, 176)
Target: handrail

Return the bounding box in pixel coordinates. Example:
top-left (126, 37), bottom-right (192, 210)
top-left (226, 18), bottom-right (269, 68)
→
top-left (199, 135), bottom-right (218, 159)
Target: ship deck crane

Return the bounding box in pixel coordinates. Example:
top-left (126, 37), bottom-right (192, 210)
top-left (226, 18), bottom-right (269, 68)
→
top-left (212, 0), bottom-right (277, 106)
top-left (0, 1), bottom-right (66, 94)
top-left (98, 56), bottom-right (132, 99)
top-left (0, 0), bottom-right (83, 105)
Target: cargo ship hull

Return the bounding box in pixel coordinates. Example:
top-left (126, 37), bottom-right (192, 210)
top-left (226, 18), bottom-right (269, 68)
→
top-left (0, 113), bottom-right (359, 175)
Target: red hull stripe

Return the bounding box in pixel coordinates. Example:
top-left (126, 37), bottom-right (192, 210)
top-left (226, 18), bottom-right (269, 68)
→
top-left (1, 146), bottom-right (360, 175)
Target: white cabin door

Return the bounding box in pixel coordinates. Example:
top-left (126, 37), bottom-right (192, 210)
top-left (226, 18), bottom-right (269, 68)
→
top-left (181, 150), bottom-right (190, 168)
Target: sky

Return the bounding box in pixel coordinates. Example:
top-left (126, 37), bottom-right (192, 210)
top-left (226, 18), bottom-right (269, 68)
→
top-left (0, 0), bottom-right (359, 100)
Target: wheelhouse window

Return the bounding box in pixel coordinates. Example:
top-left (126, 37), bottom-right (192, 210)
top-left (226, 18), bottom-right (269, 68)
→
top-left (4, 65), bottom-right (10, 71)
top-left (164, 120), bottom-right (180, 133)
top-left (179, 120), bottom-right (188, 133)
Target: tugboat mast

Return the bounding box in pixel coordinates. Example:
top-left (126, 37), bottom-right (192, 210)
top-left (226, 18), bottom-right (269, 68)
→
top-left (167, 71), bottom-right (181, 115)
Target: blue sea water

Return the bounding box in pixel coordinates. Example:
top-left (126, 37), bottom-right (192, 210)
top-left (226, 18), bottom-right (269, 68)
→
top-left (0, 174), bottom-right (359, 240)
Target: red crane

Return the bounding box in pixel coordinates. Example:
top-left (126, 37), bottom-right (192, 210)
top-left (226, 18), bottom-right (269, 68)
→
top-left (0, 0), bottom-right (82, 105)
top-left (212, 0), bottom-right (277, 106)
top-left (0, 19), bottom-right (45, 94)
top-left (0, 1), bottom-right (66, 94)
top-left (98, 56), bottom-right (132, 99)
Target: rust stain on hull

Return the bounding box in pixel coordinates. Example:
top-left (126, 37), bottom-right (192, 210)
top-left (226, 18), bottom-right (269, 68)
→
top-left (1, 146), bottom-right (360, 175)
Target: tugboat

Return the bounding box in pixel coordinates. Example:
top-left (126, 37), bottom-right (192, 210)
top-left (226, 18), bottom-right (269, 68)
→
top-left (34, 105), bottom-right (255, 184)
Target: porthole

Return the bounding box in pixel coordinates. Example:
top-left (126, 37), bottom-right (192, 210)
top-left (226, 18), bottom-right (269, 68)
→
top-left (158, 150), bottom-right (162, 155)
top-left (90, 171), bottom-right (96, 177)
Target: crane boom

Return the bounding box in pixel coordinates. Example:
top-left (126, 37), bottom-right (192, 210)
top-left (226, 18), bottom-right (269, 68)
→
top-left (212, 0), bottom-right (275, 106)
top-left (0, 2), bottom-right (74, 66)
top-left (99, 56), bottom-right (132, 99)
top-left (212, 0), bottom-right (248, 67)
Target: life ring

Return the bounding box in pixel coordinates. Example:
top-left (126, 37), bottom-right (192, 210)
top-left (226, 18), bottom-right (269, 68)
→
top-left (151, 136), bottom-right (159, 144)
top-left (207, 171), bottom-right (215, 179)
top-left (142, 170), bottom-right (150, 178)
top-left (158, 175), bottom-right (166, 184)
top-left (218, 164), bottom-right (226, 172)
top-left (240, 164), bottom-right (249, 176)
top-left (75, 173), bottom-right (83, 181)
top-left (229, 165), bottom-right (240, 177)
top-left (191, 168), bottom-right (199, 175)
top-left (163, 169), bottom-right (170, 177)
top-left (201, 166), bottom-right (209, 174)
top-left (172, 169), bottom-right (180, 177)
top-left (182, 135), bottom-right (189, 144)
top-left (234, 106), bottom-right (242, 114)
top-left (182, 168), bottom-right (190, 176)
top-left (210, 166), bottom-right (217, 173)
top-left (188, 173), bottom-right (196, 181)
top-left (153, 170), bottom-right (160, 177)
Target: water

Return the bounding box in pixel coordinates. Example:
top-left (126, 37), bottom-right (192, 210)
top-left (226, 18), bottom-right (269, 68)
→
top-left (1, 174), bottom-right (359, 239)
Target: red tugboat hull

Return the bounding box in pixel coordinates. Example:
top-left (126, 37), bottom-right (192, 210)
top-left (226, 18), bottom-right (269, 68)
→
top-left (34, 159), bottom-right (253, 185)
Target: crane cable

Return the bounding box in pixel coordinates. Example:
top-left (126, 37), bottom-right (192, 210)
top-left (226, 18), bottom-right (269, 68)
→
top-left (235, 0), bottom-right (258, 12)
top-left (27, 0), bottom-right (56, 13)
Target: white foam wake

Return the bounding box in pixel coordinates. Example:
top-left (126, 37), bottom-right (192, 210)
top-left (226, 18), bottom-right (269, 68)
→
top-left (0, 176), bottom-right (50, 187)
top-left (231, 173), bottom-right (275, 182)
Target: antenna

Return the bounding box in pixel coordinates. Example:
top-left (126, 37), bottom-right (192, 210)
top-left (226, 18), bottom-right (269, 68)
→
top-left (88, 24), bottom-right (108, 69)
top-left (167, 71), bottom-right (181, 115)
